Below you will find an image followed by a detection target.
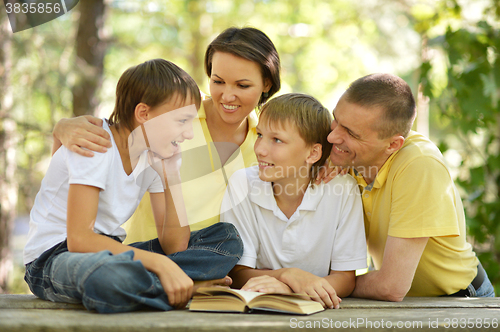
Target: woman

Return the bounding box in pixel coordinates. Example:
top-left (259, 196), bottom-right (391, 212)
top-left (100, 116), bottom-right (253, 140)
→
top-left (53, 27), bottom-right (281, 240)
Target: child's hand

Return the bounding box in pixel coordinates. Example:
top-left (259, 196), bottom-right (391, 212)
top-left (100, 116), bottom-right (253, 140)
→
top-left (155, 256), bottom-right (194, 309)
top-left (147, 151), bottom-right (182, 188)
top-left (241, 275), bottom-right (293, 294)
top-left (280, 268), bottom-right (340, 309)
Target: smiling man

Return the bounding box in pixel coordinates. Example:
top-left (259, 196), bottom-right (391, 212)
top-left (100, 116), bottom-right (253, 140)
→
top-left (327, 73), bottom-right (495, 300)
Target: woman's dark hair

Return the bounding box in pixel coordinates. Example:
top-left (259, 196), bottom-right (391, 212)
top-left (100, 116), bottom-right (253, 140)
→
top-left (204, 27), bottom-right (281, 107)
top-left (109, 59), bottom-right (201, 132)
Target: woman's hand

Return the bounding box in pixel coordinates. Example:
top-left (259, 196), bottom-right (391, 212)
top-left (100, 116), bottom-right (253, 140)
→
top-left (241, 275), bottom-right (293, 294)
top-left (53, 116), bottom-right (111, 157)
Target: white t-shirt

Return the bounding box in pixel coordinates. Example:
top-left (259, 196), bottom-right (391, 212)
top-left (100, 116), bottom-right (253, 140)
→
top-left (24, 120), bottom-right (163, 264)
top-left (220, 166), bottom-right (367, 277)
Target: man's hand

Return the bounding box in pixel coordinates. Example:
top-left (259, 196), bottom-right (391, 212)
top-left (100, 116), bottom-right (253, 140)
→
top-left (241, 275), bottom-right (293, 294)
top-left (53, 116), bottom-right (111, 157)
top-left (314, 159), bottom-right (348, 185)
top-left (280, 268), bottom-right (341, 309)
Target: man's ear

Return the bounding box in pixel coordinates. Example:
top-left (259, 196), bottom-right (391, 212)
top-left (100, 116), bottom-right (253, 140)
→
top-left (306, 143), bottom-right (323, 165)
top-left (134, 103), bottom-right (150, 125)
top-left (387, 135), bottom-right (405, 154)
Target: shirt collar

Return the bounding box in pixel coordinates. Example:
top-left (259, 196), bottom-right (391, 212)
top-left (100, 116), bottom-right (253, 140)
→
top-left (249, 179), bottom-right (325, 212)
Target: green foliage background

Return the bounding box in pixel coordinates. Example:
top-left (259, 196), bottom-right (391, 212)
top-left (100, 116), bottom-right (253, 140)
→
top-left (5, 0), bottom-right (500, 294)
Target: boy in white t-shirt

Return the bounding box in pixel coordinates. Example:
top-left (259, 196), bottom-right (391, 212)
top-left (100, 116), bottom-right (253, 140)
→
top-left (23, 59), bottom-right (243, 313)
top-left (221, 93), bottom-right (367, 309)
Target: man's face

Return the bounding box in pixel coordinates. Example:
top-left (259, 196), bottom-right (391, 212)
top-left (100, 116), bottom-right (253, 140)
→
top-left (327, 96), bottom-right (392, 177)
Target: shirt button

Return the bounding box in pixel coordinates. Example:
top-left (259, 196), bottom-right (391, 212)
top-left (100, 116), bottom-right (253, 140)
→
top-left (367, 212), bottom-right (371, 216)
top-left (364, 193), bottom-right (369, 198)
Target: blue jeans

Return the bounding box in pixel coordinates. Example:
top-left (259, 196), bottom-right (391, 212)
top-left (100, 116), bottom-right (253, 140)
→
top-left (24, 222), bottom-right (243, 313)
top-left (469, 272), bottom-right (496, 297)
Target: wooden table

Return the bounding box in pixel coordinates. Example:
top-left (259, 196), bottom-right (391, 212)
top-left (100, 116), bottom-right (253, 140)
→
top-left (1, 294), bottom-right (499, 331)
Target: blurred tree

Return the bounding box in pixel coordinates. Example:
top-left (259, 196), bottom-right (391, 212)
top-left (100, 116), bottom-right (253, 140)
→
top-left (418, 0), bottom-right (500, 293)
top-left (0, 11), bottom-right (17, 293)
top-left (72, 0), bottom-right (107, 116)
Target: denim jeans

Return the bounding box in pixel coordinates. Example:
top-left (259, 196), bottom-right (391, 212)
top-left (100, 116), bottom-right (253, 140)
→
top-left (468, 272), bottom-right (496, 297)
top-left (25, 222), bottom-right (243, 313)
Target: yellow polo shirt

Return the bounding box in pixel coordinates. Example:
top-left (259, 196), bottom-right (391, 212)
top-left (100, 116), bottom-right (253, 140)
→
top-left (352, 131), bottom-right (478, 296)
top-left (123, 99), bottom-right (259, 242)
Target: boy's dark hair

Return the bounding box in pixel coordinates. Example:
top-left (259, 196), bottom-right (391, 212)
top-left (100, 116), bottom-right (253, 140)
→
top-left (204, 27), bottom-right (281, 107)
top-left (109, 59), bottom-right (201, 132)
top-left (344, 73), bottom-right (416, 138)
top-left (259, 93), bottom-right (333, 183)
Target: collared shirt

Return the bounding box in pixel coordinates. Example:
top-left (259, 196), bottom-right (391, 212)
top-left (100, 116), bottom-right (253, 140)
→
top-left (221, 166), bottom-right (367, 277)
top-left (123, 96), bottom-right (260, 242)
top-left (351, 131), bottom-right (478, 296)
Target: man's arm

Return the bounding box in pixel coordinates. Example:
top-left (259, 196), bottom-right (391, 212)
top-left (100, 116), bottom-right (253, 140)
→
top-left (351, 236), bottom-right (428, 301)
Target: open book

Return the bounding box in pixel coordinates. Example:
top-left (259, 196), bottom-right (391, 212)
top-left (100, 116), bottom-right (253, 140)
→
top-left (189, 287), bottom-right (325, 315)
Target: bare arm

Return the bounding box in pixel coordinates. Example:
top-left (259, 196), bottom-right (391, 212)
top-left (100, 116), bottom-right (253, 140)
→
top-left (351, 236), bottom-right (429, 301)
top-left (67, 184), bottom-right (193, 308)
top-left (53, 116), bottom-right (111, 157)
top-left (229, 265), bottom-right (288, 289)
top-left (148, 154), bottom-right (190, 255)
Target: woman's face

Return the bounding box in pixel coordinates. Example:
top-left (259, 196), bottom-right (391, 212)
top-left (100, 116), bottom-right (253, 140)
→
top-left (209, 52), bottom-right (270, 125)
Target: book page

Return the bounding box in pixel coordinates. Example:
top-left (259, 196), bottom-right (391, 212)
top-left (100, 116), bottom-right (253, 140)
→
top-left (195, 287), bottom-right (263, 304)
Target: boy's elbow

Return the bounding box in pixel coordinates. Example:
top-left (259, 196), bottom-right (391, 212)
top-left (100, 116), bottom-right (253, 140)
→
top-left (67, 234), bottom-right (85, 253)
top-left (160, 235), bottom-right (190, 255)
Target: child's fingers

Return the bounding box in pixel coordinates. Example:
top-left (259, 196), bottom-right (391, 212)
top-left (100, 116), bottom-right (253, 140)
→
top-left (316, 288), bottom-right (334, 309)
top-left (307, 289), bottom-right (327, 308)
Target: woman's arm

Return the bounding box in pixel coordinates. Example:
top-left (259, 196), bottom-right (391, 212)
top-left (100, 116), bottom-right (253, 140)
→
top-left (53, 116), bottom-right (111, 157)
top-left (66, 184), bottom-right (193, 308)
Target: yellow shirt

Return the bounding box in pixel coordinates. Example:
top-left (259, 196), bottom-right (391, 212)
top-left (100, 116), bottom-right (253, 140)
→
top-left (123, 99), bottom-right (259, 242)
top-left (352, 131), bottom-right (478, 296)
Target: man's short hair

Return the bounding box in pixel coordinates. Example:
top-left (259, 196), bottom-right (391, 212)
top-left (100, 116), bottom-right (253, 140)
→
top-left (344, 73), bottom-right (416, 138)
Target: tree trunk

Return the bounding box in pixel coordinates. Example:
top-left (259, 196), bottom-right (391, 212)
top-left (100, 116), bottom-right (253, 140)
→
top-left (0, 11), bottom-right (17, 294)
top-left (186, 0), bottom-right (207, 87)
top-left (417, 36), bottom-right (430, 137)
top-left (72, 0), bottom-right (107, 116)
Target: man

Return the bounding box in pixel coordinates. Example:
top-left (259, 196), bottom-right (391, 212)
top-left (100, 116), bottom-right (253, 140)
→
top-left (326, 73), bottom-right (494, 300)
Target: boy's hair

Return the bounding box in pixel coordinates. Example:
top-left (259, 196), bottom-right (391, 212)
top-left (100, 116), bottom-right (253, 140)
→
top-left (109, 59), bottom-right (201, 132)
top-left (204, 27), bottom-right (281, 107)
top-left (259, 93), bottom-right (333, 183)
top-left (344, 73), bottom-right (416, 138)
